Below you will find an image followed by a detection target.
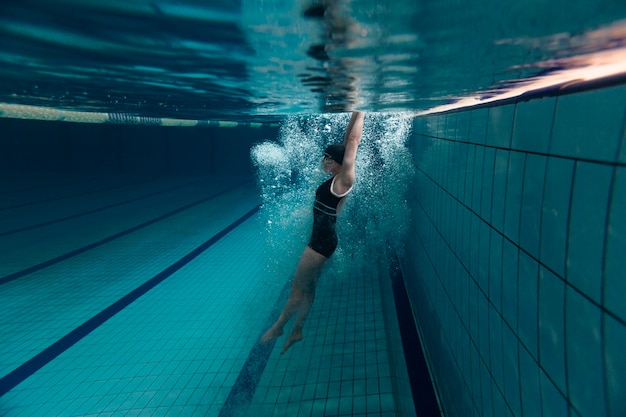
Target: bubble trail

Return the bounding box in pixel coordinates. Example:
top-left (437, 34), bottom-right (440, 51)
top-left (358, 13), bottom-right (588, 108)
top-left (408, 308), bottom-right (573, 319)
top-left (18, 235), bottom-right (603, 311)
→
top-left (251, 112), bottom-right (415, 275)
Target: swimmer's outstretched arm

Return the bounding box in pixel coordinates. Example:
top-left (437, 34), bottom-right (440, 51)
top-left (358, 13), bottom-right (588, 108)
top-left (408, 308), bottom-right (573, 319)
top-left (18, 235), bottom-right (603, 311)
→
top-left (335, 112), bottom-right (364, 193)
top-left (343, 111), bottom-right (364, 143)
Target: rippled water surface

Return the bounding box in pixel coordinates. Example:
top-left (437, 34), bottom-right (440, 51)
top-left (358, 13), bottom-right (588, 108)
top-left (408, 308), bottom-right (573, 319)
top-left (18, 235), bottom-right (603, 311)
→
top-left (1, 0), bottom-right (625, 121)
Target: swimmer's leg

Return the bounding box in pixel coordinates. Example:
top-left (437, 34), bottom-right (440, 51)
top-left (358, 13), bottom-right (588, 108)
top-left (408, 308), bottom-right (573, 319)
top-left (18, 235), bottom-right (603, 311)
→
top-left (280, 248), bottom-right (326, 354)
top-left (261, 247), bottom-right (326, 348)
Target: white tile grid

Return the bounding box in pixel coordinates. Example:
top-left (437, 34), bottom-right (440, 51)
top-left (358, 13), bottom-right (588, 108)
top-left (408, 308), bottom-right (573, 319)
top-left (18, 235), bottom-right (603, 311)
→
top-left (246, 256), bottom-right (398, 417)
top-left (408, 84), bottom-right (626, 417)
top-left (0, 178), bottom-right (250, 277)
top-left (0, 215), bottom-right (273, 417)
top-left (1, 173), bottom-right (421, 417)
top-left (0, 184), bottom-right (259, 376)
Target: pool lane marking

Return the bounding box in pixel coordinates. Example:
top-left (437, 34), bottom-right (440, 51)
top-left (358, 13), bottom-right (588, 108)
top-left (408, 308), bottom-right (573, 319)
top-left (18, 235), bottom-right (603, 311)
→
top-left (0, 178), bottom-right (209, 236)
top-left (0, 103), bottom-right (279, 127)
top-left (218, 276), bottom-right (293, 417)
top-left (388, 253), bottom-right (441, 416)
top-left (0, 181), bottom-right (252, 286)
top-left (0, 205), bottom-right (260, 398)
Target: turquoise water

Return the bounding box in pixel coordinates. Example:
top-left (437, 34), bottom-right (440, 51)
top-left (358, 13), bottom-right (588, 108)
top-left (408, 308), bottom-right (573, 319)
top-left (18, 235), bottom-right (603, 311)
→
top-left (1, 0), bottom-right (626, 121)
top-left (1, 1), bottom-right (626, 417)
top-left (252, 113), bottom-right (413, 267)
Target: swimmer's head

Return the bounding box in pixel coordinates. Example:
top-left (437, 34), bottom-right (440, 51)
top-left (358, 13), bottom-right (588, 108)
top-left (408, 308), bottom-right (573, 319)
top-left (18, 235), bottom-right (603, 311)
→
top-left (323, 144), bottom-right (345, 165)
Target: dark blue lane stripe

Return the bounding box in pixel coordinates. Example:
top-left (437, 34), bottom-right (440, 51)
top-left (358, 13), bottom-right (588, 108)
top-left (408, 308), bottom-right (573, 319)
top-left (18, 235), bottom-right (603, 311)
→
top-left (0, 179), bottom-right (208, 236)
top-left (0, 182), bottom-right (251, 286)
top-left (218, 277), bottom-right (293, 417)
top-left (389, 253), bottom-right (441, 416)
top-left (0, 205), bottom-right (260, 398)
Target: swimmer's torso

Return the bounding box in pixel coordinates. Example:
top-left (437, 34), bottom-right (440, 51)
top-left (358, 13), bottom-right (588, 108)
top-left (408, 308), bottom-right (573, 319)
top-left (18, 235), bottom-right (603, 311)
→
top-left (308, 176), bottom-right (351, 257)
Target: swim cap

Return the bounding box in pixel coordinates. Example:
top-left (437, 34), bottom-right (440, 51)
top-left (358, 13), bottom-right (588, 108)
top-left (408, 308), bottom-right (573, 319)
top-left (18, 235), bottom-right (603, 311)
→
top-left (324, 144), bottom-right (346, 165)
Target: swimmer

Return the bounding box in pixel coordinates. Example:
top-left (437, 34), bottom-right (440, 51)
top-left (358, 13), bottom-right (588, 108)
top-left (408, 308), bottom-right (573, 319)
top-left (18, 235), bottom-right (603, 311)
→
top-left (260, 111), bottom-right (365, 354)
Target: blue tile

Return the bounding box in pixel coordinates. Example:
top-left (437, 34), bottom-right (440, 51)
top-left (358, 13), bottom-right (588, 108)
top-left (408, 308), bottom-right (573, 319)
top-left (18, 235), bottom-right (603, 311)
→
top-left (366, 394), bottom-right (381, 414)
top-left (478, 222), bottom-right (490, 294)
top-left (413, 134), bottom-right (435, 164)
top-left (565, 287), bottom-right (606, 417)
top-left (486, 106), bottom-right (514, 148)
top-left (469, 214), bottom-right (481, 280)
top-left (519, 347), bottom-right (542, 417)
top-left (478, 293), bottom-right (491, 367)
top-left (461, 210), bottom-right (472, 270)
top-left (430, 115), bottom-right (444, 137)
top-left (299, 400), bottom-right (317, 417)
top-left (352, 395), bottom-right (367, 415)
top-left (450, 202), bottom-right (461, 256)
top-left (480, 362), bottom-right (494, 417)
top-left (551, 85), bottom-right (626, 162)
top-left (456, 111), bottom-right (472, 141)
top-left (447, 143), bottom-right (462, 198)
top-left (464, 145), bottom-right (476, 207)
top-left (434, 139), bottom-right (445, 184)
top-left (470, 344), bottom-right (483, 411)
top-left (519, 154), bottom-right (547, 259)
top-left (441, 142), bottom-right (454, 191)
top-left (618, 120), bottom-right (626, 164)
top-left (412, 116), bottom-right (427, 135)
top-left (504, 152), bottom-right (525, 243)
top-left (538, 267), bottom-right (567, 393)
top-left (481, 147), bottom-right (496, 222)
top-left (472, 146), bottom-right (485, 213)
top-left (570, 405), bottom-right (583, 417)
top-left (501, 239), bottom-right (519, 329)
top-left (469, 279), bottom-right (480, 349)
top-left (567, 161), bottom-right (613, 304)
top-left (442, 113), bottom-right (458, 139)
top-left (511, 98), bottom-right (556, 154)
top-left (379, 393), bottom-right (395, 413)
top-left (501, 324), bottom-right (521, 417)
top-left (492, 388), bottom-right (508, 417)
top-left (604, 167), bottom-right (626, 322)
top-left (489, 308), bottom-right (504, 392)
top-left (540, 157), bottom-right (574, 277)
top-left (540, 369), bottom-right (568, 417)
top-left (460, 331), bottom-right (472, 394)
top-left (324, 397), bottom-right (339, 416)
top-left (605, 314), bottom-right (626, 417)
top-left (469, 108), bottom-right (490, 145)
top-left (491, 150), bottom-right (509, 233)
top-left (517, 251), bottom-right (538, 359)
top-left (456, 142), bottom-right (469, 203)
top-left (489, 232), bottom-right (503, 314)
top-left (352, 379), bottom-right (366, 396)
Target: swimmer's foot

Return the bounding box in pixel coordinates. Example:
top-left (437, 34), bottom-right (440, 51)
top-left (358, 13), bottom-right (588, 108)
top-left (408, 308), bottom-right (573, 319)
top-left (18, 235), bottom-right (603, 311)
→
top-left (260, 325), bottom-right (283, 344)
top-left (281, 329), bottom-right (303, 354)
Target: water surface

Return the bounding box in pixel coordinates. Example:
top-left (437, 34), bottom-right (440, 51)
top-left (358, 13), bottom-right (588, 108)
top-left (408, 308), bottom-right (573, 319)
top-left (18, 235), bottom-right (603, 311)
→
top-left (1, 0), bottom-right (625, 122)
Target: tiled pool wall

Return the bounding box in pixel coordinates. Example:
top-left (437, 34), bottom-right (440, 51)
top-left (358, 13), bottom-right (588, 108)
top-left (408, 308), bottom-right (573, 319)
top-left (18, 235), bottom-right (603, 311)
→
top-left (403, 84), bottom-right (626, 417)
top-left (0, 119), bottom-right (275, 177)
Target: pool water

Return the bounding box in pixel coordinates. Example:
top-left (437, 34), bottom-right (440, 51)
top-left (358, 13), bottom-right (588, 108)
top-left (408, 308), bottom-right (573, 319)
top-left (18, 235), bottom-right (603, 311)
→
top-left (1, 1), bottom-right (626, 417)
top-left (1, 0), bottom-right (625, 121)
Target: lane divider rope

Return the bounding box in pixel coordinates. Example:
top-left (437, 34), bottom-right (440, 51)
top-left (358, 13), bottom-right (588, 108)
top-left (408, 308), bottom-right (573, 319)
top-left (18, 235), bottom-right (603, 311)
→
top-left (0, 103), bottom-right (279, 127)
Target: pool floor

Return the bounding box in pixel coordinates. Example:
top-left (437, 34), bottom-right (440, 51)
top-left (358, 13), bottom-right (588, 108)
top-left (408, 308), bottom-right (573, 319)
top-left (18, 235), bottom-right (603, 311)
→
top-left (0, 174), bottom-right (411, 416)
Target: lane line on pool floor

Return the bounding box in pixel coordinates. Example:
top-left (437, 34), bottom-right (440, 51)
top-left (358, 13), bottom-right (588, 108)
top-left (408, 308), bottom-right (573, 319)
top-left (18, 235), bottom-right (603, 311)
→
top-left (0, 204), bottom-right (260, 397)
top-left (0, 181), bottom-right (252, 286)
top-left (218, 278), bottom-right (293, 417)
top-left (0, 178), bottom-right (208, 235)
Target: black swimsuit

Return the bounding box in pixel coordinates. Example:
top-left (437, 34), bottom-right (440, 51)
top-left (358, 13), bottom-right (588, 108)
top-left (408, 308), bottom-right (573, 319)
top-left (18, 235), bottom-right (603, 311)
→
top-left (308, 176), bottom-right (351, 257)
